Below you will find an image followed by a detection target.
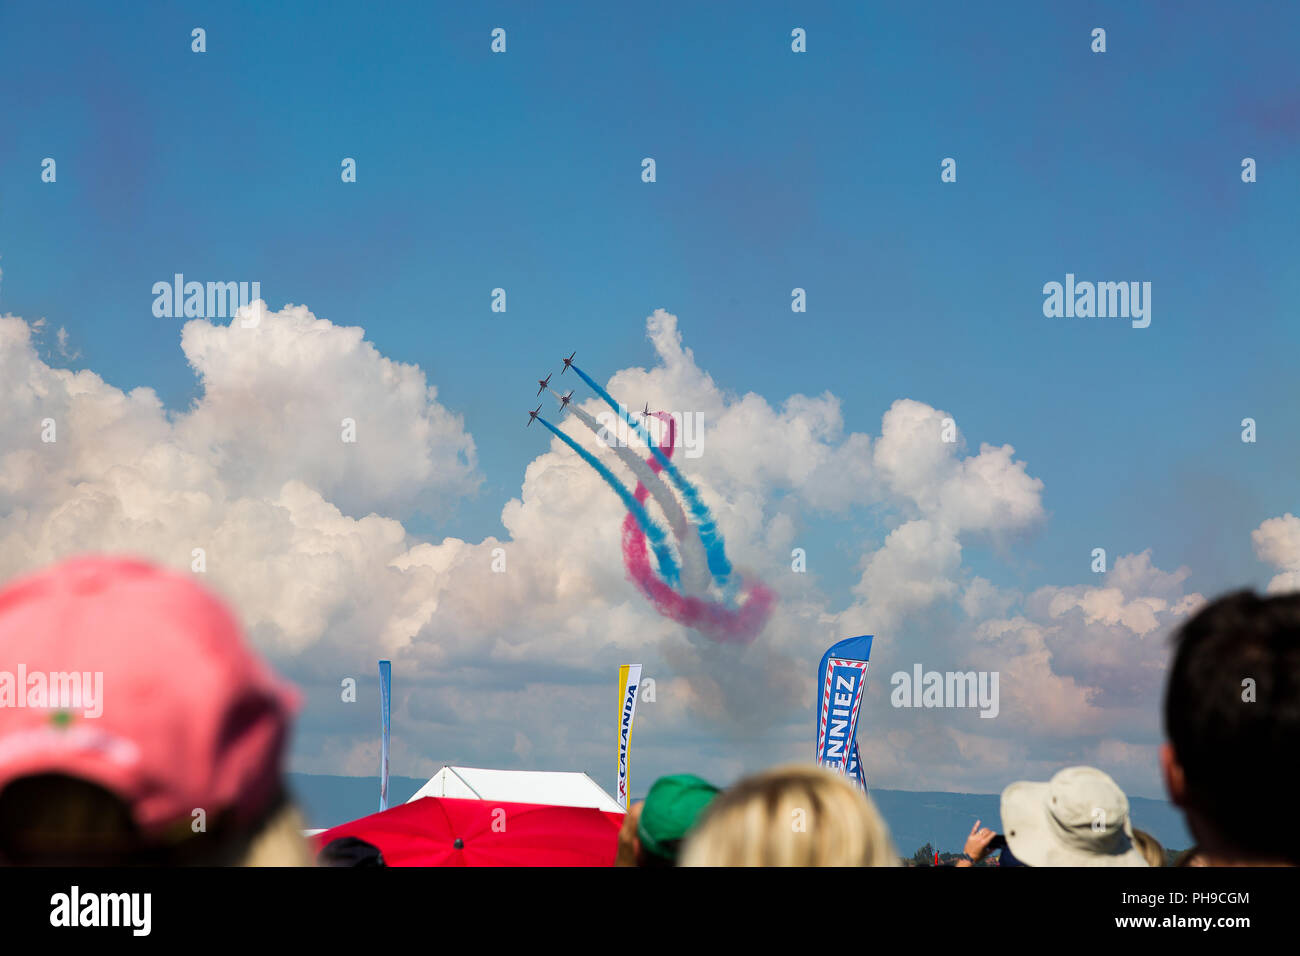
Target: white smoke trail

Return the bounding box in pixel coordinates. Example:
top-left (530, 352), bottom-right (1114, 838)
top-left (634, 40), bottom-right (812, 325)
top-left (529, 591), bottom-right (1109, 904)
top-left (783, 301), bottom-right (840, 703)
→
top-left (557, 395), bottom-right (711, 596)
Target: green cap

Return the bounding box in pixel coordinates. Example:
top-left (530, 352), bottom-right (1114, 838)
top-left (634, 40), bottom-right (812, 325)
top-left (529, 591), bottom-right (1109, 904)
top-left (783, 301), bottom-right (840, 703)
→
top-left (636, 773), bottom-right (719, 861)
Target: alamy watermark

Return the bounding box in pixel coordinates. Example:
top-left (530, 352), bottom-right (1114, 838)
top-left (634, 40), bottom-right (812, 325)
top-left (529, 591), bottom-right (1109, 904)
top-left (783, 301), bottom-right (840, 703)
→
top-left (1042, 273), bottom-right (1151, 329)
top-left (50, 886), bottom-right (151, 936)
top-left (0, 667), bottom-right (103, 718)
top-left (890, 664), bottom-right (999, 718)
top-left (152, 274), bottom-right (262, 325)
top-left (594, 408), bottom-right (704, 459)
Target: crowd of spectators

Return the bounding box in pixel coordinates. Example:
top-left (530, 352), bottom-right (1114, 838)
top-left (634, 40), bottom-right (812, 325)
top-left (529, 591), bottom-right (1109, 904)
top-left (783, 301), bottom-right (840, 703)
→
top-left (1, 556), bottom-right (1295, 867)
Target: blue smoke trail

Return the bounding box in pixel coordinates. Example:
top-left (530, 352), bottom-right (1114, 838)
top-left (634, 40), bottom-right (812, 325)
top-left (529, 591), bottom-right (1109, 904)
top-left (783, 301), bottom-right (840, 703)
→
top-left (537, 416), bottom-right (681, 588)
top-left (570, 365), bottom-right (733, 587)
top-left (562, 399), bottom-right (712, 596)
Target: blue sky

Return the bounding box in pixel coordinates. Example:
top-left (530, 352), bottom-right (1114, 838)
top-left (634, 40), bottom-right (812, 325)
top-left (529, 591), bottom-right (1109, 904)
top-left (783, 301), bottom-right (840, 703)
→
top-left (3, 1), bottom-right (1294, 595)
top-left (1, 1), bottom-right (1297, 797)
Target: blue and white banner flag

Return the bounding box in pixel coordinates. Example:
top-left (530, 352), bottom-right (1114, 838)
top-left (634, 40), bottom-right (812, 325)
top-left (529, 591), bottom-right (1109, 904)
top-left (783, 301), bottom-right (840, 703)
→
top-left (815, 635), bottom-right (873, 789)
top-left (846, 739), bottom-right (868, 792)
top-left (379, 659), bottom-right (392, 812)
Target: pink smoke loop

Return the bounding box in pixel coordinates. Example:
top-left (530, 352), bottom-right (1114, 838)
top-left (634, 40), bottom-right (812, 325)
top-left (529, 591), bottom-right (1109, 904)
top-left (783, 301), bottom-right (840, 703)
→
top-left (621, 412), bottom-right (775, 644)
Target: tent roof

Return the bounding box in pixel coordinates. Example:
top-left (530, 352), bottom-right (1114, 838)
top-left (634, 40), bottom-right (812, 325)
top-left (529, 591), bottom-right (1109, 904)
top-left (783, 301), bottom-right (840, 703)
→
top-left (406, 766), bottom-right (624, 814)
top-left (315, 796), bottom-right (623, 866)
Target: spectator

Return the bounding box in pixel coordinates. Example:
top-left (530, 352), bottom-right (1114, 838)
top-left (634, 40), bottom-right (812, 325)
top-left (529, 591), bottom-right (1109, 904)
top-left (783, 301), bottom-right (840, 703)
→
top-left (0, 556), bottom-right (310, 865)
top-left (953, 819), bottom-right (998, 866)
top-left (679, 763), bottom-right (899, 867)
top-left (317, 835), bottom-right (386, 867)
top-left (1132, 828), bottom-right (1165, 867)
top-left (999, 766), bottom-right (1147, 866)
top-left (998, 842), bottom-right (1028, 866)
top-left (1162, 590), bottom-right (1300, 866)
top-left (615, 773), bottom-right (718, 866)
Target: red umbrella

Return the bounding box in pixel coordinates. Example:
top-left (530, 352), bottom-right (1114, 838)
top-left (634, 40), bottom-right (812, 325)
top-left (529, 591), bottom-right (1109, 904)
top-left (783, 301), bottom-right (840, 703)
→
top-left (312, 796), bottom-right (625, 866)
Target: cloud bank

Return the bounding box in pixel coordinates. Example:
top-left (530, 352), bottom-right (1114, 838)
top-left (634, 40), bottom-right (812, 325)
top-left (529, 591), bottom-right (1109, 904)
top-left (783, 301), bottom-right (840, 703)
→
top-left (0, 304), bottom-right (1262, 798)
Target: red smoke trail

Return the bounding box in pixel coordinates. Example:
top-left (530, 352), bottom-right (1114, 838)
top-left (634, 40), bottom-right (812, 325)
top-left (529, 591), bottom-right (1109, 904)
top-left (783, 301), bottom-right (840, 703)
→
top-left (621, 412), bottom-right (775, 644)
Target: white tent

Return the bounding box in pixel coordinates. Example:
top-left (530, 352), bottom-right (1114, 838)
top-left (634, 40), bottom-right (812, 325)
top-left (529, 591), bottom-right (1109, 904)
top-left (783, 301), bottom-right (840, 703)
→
top-left (406, 766), bottom-right (624, 814)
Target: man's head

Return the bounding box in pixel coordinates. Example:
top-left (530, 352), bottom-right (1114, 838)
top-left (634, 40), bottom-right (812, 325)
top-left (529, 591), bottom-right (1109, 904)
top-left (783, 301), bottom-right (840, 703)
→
top-left (1162, 590), bottom-right (1300, 864)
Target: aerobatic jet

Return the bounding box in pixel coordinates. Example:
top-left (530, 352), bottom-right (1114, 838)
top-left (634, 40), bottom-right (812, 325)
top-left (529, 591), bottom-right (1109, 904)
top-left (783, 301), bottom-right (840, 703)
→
top-left (536, 374), bottom-right (551, 396)
top-left (526, 404), bottom-right (542, 427)
top-left (641, 402), bottom-right (650, 418)
top-left (557, 389), bottom-right (574, 410)
top-left (561, 351), bottom-right (576, 374)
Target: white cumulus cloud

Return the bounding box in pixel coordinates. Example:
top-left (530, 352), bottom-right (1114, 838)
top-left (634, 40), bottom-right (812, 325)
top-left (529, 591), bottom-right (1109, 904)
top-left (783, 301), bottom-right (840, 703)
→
top-left (1252, 513), bottom-right (1300, 594)
top-left (0, 303), bottom-right (1258, 800)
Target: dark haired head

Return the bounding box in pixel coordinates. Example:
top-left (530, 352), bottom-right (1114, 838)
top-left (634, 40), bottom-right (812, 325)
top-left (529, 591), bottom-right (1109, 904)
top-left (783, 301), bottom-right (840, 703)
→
top-left (0, 772), bottom-right (292, 866)
top-left (1163, 590), bottom-right (1300, 863)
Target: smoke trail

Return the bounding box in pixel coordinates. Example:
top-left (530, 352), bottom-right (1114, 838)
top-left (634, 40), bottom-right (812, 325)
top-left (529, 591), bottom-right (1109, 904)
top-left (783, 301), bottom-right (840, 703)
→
top-left (620, 413), bottom-right (775, 643)
top-left (536, 415), bottom-right (681, 587)
top-left (570, 365), bottom-right (733, 587)
top-left (558, 397), bottom-right (711, 595)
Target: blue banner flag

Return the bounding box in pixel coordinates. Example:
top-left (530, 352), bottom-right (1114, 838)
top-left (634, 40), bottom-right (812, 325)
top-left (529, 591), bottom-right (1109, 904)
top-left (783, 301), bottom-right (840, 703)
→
top-left (379, 660), bottom-right (392, 812)
top-left (815, 635), bottom-right (873, 789)
top-left (846, 739), bottom-right (868, 792)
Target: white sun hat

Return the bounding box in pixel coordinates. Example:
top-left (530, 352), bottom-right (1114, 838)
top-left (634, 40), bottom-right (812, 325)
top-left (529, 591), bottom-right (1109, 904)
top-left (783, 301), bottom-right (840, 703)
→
top-left (1001, 766), bottom-right (1149, 867)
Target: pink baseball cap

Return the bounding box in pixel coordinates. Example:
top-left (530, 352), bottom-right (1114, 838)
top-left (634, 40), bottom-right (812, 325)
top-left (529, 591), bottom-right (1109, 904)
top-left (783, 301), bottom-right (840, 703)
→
top-left (0, 555), bottom-right (299, 840)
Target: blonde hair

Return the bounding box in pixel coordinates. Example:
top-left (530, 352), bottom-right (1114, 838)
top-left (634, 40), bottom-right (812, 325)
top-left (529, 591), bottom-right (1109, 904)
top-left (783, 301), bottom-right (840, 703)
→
top-left (238, 801), bottom-right (314, 867)
top-left (1132, 828), bottom-right (1165, 868)
top-left (680, 764), bottom-right (899, 867)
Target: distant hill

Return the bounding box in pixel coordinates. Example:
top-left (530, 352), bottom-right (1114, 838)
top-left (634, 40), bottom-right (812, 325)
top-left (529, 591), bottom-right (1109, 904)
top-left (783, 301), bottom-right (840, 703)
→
top-left (290, 773), bottom-right (429, 829)
top-left (288, 773), bottom-right (1193, 853)
top-left (867, 788), bottom-right (1192, 855)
